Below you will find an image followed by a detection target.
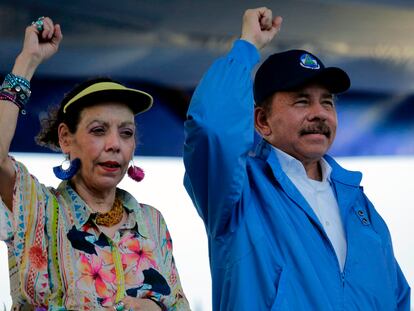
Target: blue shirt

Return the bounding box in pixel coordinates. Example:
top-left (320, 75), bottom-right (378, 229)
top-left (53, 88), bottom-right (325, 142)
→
top-left (184, 39), bottom-right (410, 310)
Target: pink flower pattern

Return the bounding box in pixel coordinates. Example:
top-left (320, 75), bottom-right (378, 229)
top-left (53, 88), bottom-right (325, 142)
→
top-left (120, 232), bottom-right (158, 271)
top-left (76, 254), bottom-right (115, 298)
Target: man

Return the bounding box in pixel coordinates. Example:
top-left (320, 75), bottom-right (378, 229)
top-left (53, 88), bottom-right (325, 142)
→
top-left (183, 7), bottom-right (410, 311)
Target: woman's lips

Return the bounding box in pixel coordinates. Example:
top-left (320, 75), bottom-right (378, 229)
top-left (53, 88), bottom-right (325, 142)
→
top-left (99, 161), bottom-right (121, 172)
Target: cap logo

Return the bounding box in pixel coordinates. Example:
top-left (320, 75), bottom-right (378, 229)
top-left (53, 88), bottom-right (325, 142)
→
top-left (299, 53), bottom-right (320, 70)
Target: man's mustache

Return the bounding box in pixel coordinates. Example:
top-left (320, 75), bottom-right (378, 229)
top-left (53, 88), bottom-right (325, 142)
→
top-left (299, 122), bottom-right (332, 138)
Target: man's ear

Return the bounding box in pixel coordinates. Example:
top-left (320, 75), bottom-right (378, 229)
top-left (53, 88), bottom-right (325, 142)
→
top-left (254, 106), bottom-right (272, 137)
top-left (57, 123), bottom-right (72, 154)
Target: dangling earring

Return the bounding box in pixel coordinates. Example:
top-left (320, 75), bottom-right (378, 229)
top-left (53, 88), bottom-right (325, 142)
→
top-left (53, 157), bottom-right (81, 180)
top-left (127, 160), bottom-right (145, 182)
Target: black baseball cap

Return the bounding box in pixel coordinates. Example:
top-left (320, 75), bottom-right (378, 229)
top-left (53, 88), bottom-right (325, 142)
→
top-left (253, 49), bottom-right (350, 104)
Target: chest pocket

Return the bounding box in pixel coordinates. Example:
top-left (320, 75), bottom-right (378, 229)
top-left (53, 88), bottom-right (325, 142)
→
top-left (350, 193), bottom-right (390, 248)
top-left (349, 193), bottom-right (385, 251)
top-left (346, 193), bottom-right (396, 306)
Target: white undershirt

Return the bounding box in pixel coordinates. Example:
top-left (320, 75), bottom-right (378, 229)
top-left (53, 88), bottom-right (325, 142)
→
top-left (273, 147), bottom-right (347, 271)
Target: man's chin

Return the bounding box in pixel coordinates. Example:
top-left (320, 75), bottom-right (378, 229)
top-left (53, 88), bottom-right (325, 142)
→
top-left (304, 145), bottom-right (330, 158)
top-left (299, 140), bottom-right (331, 157)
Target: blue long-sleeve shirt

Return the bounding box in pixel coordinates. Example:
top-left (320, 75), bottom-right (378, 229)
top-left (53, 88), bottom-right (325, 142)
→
top-left (184, 39), bottom-right (410, 310)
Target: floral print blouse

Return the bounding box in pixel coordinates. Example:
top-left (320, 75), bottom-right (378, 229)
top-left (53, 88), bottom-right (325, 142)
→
top-left (0, 159), bottom-right (190, 310)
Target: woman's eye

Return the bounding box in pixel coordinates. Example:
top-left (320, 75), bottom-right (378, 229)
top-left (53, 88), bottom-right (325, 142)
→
top-left (91, 127), bottom-right (105, 135)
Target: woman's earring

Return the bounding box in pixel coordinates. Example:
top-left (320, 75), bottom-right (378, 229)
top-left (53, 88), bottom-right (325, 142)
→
top-left (127, 161), bottom-right (145, 182)
top-left (53, 157), bottom-right (81, 180)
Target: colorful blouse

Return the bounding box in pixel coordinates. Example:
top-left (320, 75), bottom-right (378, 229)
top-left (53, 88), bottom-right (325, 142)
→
top-left (0, 158), bottom-right (190, 310)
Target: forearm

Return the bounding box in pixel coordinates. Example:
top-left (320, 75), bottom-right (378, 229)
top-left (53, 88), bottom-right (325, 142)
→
top-left (0, 64), bottom-right (26, 210)
top-left (0, 99), bottom-right (18, 209)
top-left (0, 101), bottom-right (19, 164)
top-left (0, 52), bottom-right (40, 174)
top-left (0, 46), bottom-right (41, 161)
top-left (13, 50), bottom-right (41, 80)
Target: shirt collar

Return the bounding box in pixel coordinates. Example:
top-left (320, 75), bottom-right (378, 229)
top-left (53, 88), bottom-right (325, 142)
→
top-left (57, 181), bottom-right (143, 229)
top-left (272, 146), bottom-right (332, 182)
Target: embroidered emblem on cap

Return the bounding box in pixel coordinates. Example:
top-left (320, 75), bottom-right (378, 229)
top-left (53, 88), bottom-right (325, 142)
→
top-left (300, 53), bottom-right (320, 70)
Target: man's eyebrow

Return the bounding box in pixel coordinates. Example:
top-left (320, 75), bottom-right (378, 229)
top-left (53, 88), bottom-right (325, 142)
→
top-left (321, 93), bottom-right (334, 98)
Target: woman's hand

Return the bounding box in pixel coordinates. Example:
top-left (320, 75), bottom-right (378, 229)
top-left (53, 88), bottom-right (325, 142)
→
top-left (106, 297), bottom-right (163, 311)
top-left (123, 296), bottom-right (163, 311)
top-left (13, 16), bottom-right (63, 80)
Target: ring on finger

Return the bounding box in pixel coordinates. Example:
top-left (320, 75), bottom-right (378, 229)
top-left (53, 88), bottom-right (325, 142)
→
top-left (113, 301), bottom-right (125, 311)
top-left (31, 16), bottom-right (45, 32)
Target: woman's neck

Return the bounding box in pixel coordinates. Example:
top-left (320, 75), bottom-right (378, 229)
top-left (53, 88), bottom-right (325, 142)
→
top-left (70, 180), bottom-right (116, 213)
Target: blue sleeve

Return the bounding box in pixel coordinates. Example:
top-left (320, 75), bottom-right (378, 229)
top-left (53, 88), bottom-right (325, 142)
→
top-left (183, 40), bottom-right (260, 238)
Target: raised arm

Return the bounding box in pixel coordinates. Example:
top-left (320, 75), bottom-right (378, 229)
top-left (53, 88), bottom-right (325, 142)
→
top-left (0, 17), bottom-right (62, 210)
top-left (183, 8), bottom-right (282, 237)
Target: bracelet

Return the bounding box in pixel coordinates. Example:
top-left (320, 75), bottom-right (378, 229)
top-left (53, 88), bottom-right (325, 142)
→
top-left (4, 73), bottom-right (30, 89)
top-left (2, 73), bottom-right (32, 102)
top-left (0, 89), bottom-right (26, 115)
top-left (1, 73), bottom-right (31, 114)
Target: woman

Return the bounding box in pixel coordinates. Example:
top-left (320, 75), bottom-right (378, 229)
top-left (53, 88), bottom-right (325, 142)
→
top-left (0, 17), bottom-right (190, 310)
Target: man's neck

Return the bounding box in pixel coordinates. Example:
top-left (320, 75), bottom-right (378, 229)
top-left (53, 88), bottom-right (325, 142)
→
top-left (302, 160), bottom-right (323, 181)
top-left (272, 146), bottom-right (324, 181)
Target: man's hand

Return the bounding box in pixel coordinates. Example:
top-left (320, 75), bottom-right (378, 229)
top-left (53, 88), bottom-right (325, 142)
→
top-left (241, 7), bottom-right (282, 50)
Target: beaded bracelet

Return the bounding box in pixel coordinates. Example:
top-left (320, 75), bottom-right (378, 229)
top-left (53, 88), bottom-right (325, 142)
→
top-left (4, 73), bottom-right (30, 89)
top-left (1, 73), bottom-right (31, 114)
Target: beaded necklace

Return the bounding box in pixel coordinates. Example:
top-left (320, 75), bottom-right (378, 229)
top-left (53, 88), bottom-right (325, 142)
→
top-left (95, 196), bottom-right (124, 227)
